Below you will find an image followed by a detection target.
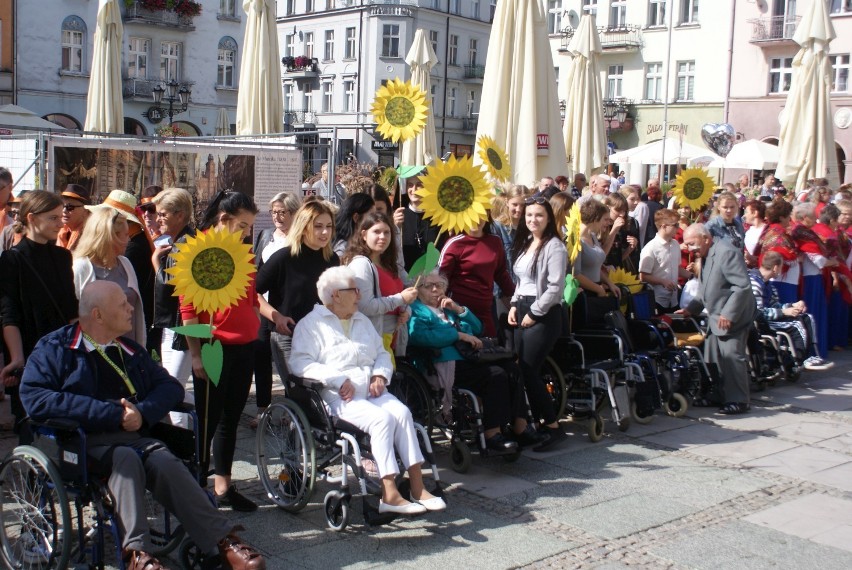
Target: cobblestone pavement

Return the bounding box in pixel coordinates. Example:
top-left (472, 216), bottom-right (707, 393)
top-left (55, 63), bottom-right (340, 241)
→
top-left (1, 351), bottom-right (851, 569)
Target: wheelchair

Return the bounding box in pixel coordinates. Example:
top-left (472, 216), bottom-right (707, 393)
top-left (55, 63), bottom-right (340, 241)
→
top-left (748, 317), bottom-right (806, 388)
top-left (255, 375), bottom-right (443, 531)
top-left (0, 405), bottom-right (207, 570)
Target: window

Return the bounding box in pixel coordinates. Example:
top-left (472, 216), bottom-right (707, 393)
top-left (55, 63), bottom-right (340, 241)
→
top-left (467, 90), bottom-right (476, 117)
top-left (128, 37), bottom-right (149, 79)
top-left (449, 34), bottom-right (458, 66)
top-left (583, 0), bottom-right (597, 15)
top-left (217, 37), bottom-right (237, 87)
top-left (648, 0), bottom-right (666, 27)
top-left (448, 87), bottom-right (457, 117)
top-left (283, 83), bottom-right (294, 111)
top-left (468, 39), bottom-right (478, 66)
top-left (160, 41), bottom-right (181, 81)
top-left (768, 57), bottom-right (793, 93)
top-left (431, 0), bottom-right (440, 9)
top-left (548, 0), bottom-right (562, 34)
top-left (472, 0), bottom-right (480, 19)
top-left (285, 34), bottom-right (295, 57)
top-left (645, 62), bottom-right (663, 101)
top-left (607, 64), bottom-right (623, 98)
top-left (285, 0), bottom-right (294, 15)
top-left (430, 30), bottom-right (439, 58)
top-left (490, 0), bottom-right (497, 22)
top-left (344, 79), bottom-right (356, 112)
top-left (345, 27), bottom-right (356, 59)
top-left (681, 0), bottom-right (699, 23)
top-left (676, 60), bottom-right (695, 101)
top-left (450, 0), bottom-right (460, 15)
top-left (382, 24), bottom-right (400, 57)
top-left (306, 0), bottom-right (314, 13)
top-left (304, 84), bottom-right (314, 111)
top-left (831, 0), bottom-right (851, 13)
top-left (304, 32), bottom-right (314, 58)
top-left (325, 0), bottom-right (334, 9)
top-left (609, 0), bottom-right (627, 28)
top-left (322, 80), bottom-right (333, 112)
top-left (219, 0), bottom-right (236, 17)
top-left (61, 16), bottom-right (85, 73)
top-left (324, 30), bottom-right (334, 61)
top-left (832, 55), bottom-right (849, 92)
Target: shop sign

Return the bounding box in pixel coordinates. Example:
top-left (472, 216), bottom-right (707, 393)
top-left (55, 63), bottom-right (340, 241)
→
top-left (646, 123), bottom-right (689, 136)
top-left (371, 140), bottom-right (398, 150)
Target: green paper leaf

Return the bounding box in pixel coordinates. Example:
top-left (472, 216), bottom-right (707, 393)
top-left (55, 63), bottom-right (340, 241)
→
top-left (168, 324), bottom-right (215, 338)
top-left (396, 164), bottom-right (425, 178)
top-left (563, 275), bottom-right (580, 305)
top-left (201, 340), bottom-right (223, 386)
top-left (408, 242), bottom-right (440, 280)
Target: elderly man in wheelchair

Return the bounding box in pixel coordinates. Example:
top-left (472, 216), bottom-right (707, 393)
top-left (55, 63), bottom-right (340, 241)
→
top-left (18, 281), bottom-right (265, 570)
top-left (288, 266), bottom-right (446, 516)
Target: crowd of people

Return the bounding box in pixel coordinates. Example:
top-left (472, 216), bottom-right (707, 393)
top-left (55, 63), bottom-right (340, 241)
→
top-left (0, 161), bottom-right (848, 568)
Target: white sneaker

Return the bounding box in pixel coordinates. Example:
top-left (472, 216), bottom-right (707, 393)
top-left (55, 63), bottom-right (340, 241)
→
top-left (378, 500), bottom-right (427, 515)
top-left (803, 357), bottom-right (834, 371)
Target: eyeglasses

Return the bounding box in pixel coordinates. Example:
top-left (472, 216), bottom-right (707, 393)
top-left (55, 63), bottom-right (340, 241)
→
top-left (139, 205), bottom-right (156, 213)
top-left (155, 211), bottom-right (171, 219)
top-left (63, 204), bottom-right (82, 212)
top-left (271, 209), bottom-right (290, 218)
top-left (9, 209), bottom-right (19, 217)
top-left (338, 287), bottom-right (360, 294)
top-left (420, 282), bottom-right (446, 290)
top-left (524, 197), bottom-right (547, 206)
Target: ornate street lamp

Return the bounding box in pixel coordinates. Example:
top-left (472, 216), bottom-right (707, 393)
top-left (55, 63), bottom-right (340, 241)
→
top-left (144, 79), bottom-right (192, 125)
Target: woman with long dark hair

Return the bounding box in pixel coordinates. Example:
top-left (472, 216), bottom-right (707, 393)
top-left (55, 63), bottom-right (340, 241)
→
top-left (181, 191), bottom-right (260, 511)
top-left (507, 197), bottom-right (568, 451)
top-left (333, 193), bottom-right (375, 257)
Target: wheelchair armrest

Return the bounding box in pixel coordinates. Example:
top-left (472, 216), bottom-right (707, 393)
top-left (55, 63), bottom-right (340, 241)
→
top-left (38, 418), bottom-right (81, 433)
top-left (289, 376), bottom-right (326, 392)
top-left (171, 402), bottom-right (196, 414)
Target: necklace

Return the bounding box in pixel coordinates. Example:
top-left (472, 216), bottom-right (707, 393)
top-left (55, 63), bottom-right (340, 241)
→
top-left (82, 332), bottom-right (137, 399)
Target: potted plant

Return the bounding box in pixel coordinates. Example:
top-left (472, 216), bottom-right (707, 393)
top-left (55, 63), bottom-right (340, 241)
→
top-left (282, 56), bottom-right (296, 70)
top-left (294, 56), bottom-right (310, 70)
top-left (155, 124), bottom-right (190, 138)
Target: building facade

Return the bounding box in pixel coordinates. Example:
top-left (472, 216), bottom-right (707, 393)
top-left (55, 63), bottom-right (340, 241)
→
top-left (12, 0), bottom-right (247, 136)
top-left (277, 0), bottom-right (494, 168)
top-left (0, 1), bottom-right (13, 106)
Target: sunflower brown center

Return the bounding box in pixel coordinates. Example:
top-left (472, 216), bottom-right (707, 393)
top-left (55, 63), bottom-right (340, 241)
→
top-left (385, 96), bottom-right (416, 127)
top-left (192, 247), bottom-right (235, 290)
top-left (437, 176), bottom-right (475, 213)
top-left (683, 178), bottom-right (705, 201)
top-left (486, 148), bottom-right (503, 171)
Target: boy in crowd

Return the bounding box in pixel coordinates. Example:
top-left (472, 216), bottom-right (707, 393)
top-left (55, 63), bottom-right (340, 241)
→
top-left (639, 209), bottom-right (695, 313)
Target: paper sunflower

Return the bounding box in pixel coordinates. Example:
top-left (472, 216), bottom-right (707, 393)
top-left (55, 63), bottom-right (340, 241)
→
top-left (370, 78), bottom-right (429, 144)
top-left (416, 154), bottom-right (492, 234)
top-left (564, 203), bottom-right (582, 264)
top-left (672, 167), bottom-right (715, 210)
top-left (608, 267), bottom-right (643, 294)
top-left (476, 135), bottom-right (511, 182)
top-left (166, 229), bottom-right (255, 314)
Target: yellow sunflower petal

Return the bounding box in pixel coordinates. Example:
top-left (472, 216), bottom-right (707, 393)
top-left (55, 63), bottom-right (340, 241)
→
top-left (417, 154), bottom-right (492, 235)
top-left (370, 78), bottom-right (430, 144)
top-left (672, 167), bottom-right (715, 210)
top-left (476, 135), bottom-right (512, 182)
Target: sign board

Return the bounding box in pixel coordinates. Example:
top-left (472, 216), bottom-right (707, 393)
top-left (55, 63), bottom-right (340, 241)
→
top-left (372, 140), bottom-right (399, 150)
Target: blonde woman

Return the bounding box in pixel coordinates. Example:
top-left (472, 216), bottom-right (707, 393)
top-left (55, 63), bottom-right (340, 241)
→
top-left (73, 207), bottom-right (146, 345)
top-left (492, 183), bottom-right (534, 279)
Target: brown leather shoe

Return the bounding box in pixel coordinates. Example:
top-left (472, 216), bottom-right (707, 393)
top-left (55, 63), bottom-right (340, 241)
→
top-left (124, 550), bottom-right (171, 570)
top-left (217, 534), bottom-right (266, 570)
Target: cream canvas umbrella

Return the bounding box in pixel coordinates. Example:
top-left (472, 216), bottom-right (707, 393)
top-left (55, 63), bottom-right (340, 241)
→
top-left (215, 108), bottom-right (231, 136)
top-left (0, 104), bottom-right (66, 131)
top-left (775, 0), bottom-right (840, 190)
top-left (609, 138), bottom-right (713, 165)
top-left (562, 13), bottom-right (607, 177)
top-left (706, 139), bottom-right (780, 170)
top-left (236, 0), bottom-right (283, 134)
top-left (84, 0), bottom-right (124, 133)
top-left (400, 29), bottom-right (438, 168)
top-left (474, 0), bottom-right (568, 184)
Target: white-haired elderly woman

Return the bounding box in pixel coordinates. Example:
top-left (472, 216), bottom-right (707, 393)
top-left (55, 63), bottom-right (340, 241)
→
top-left (289, 266), bottom-right (446, 515)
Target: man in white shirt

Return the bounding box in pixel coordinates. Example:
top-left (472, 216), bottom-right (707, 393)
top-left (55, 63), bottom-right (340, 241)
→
top-left (311, 162), bottom-right (346, 205)
top-left (639, 208), bottom-right (694, 312)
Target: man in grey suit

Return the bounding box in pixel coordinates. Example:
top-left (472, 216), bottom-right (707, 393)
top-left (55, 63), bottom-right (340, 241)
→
top-left (678, 223), bottom-right (756, 414)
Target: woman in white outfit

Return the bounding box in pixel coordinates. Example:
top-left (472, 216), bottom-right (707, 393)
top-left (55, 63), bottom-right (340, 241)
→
top-left (289, 266), bottom-right (446, 515)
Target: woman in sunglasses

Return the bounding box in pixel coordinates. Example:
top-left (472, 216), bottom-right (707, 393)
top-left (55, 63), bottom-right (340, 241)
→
top-left (507, 196), bottom-right (568, 451)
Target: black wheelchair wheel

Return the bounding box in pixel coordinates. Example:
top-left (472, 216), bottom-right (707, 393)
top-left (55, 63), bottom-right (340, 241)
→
top-left (449, 439), bottom-right (472, 474)
top-left (389, 361), bottom-right (435, 436)
top-left (178, 537), bottom-right (205, 569)
top-left (323, 490), bottom-right (350, 532)
top-left (145, 490), bottom-right (185, 556)
top-left (542, 356), bottom-right (568, 419)
top-left (0, 446), bottom-right (72, 570)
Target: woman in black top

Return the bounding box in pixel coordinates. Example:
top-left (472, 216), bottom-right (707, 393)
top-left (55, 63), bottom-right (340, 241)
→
top-left (603, 192), bottom-right (640, 271)
top-left (256, 199), bottom-right (339, 381)
top-left (0, 191), bottom-right (78, 429)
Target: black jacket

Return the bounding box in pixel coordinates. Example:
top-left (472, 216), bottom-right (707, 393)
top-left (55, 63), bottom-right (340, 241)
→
top-left (152, 225), bottom-right (195, 328)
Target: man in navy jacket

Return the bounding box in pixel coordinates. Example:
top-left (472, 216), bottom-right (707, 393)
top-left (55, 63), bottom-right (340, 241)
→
top-left (21, 281), bottom-right (265, 570)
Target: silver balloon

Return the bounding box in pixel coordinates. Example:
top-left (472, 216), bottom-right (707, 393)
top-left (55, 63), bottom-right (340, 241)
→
top-left (701, 123), bottom-right (736, 158)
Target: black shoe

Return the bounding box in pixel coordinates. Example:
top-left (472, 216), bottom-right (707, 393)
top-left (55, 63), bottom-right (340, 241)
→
top-left (717, 402), bottom-right (750, 415)
top-left (513, 425), bottom-right (549, 448)
top-left (216, 484), bottom-right (258, 512)
top-left (484, 433), bottom-right (519, 453)
top-left (532, 426), bottom-right (567, 452)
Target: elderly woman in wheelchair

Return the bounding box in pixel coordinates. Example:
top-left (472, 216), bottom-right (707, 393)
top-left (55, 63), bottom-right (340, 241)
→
top-left (288, 266), bottom-right (446, 516)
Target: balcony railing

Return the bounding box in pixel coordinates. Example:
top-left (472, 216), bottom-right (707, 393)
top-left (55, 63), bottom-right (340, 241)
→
top-left (283, 109), bottom-right (317, 126)
top-left (464, 64), bottom-right (485, 80)
top-left (462, 117), bottom-right (478, 132)
top-left (560, 24), bottom-right (642, 52)
top-left (122, 77), bottom-right (155, 99)
top-left (748, 16), bottom-right (801, 44)
top-left (283, 57), bottom-right (319, 79)
top-left (124, 2), bottom-right (196, 30)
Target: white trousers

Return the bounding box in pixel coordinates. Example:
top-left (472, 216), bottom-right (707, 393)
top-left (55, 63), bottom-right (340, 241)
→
top-left (333, 392), bottom-right (423, 478)
top-left (160, 328), bottom-right (194, 427)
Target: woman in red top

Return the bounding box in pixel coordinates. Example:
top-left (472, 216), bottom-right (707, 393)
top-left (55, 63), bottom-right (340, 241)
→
top-left (438, 219), bottom-right (515, 337)
top-left (181, 191), bottom-right (261, 512)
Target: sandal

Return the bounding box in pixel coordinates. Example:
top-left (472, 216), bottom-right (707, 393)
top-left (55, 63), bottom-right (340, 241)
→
top-left (692, 397), bottom-right (717, 407)
top-left (718, 402), bottom-right (750, 415)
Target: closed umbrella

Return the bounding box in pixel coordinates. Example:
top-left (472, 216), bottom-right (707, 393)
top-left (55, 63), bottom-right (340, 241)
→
top-left (84, 0), bottom-right (124, 133)
top-left (400, 29), bottom-right (438, 168)
top-left (562, 13), bottom-right (607, 177)
top-left (775, 0), bottom-right (840, 190)
top-left (236, 0), bottom-right (283, 135)
top-left (474, 0), bottom-right (567, 184)
top-left (215, 108), bottom-right (231, 136)
top-left (609, 138), bottom-right (713, 165)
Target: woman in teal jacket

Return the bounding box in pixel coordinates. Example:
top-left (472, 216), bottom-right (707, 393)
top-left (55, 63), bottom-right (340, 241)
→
top-left (408, 272), bottom-right (545, 449)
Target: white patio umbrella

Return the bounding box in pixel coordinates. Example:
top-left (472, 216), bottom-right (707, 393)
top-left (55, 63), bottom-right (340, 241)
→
top-left (609, 138), bottom-right (714, 165)
top-left (474, 0), bottom-right (567, 184)
top-left (83, 0), bottom-right (124, 133)
top-left (400, 29), bottom-right (438, 168)
top-left (706, 139), bottom-right (780, 170)
top-left (236, 0), bottom-right (283, 135)
top-left (0, 104), bottom-right (66, 131)
top-left (562, 13), bottom-right (607, 177)
top-left (215, 108), bottom-right (231, 136)
top-left (775, 0), bottom-right (840, 190)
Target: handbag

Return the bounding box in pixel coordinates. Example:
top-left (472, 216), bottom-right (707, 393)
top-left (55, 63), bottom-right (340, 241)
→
top-left (454, 337), bottom-right (515, 363)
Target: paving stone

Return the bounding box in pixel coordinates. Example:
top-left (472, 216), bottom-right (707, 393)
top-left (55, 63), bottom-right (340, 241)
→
top-left (639, 421), bottom-right (743, 450)
top-left (744, 493), bottom-right (852, 553)
top-left (742, 446), bottom-right (852, 480)
top-left (767, 418), bottom-right (852, 444)
top-left (687, 433), bottom-right (800, 464)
